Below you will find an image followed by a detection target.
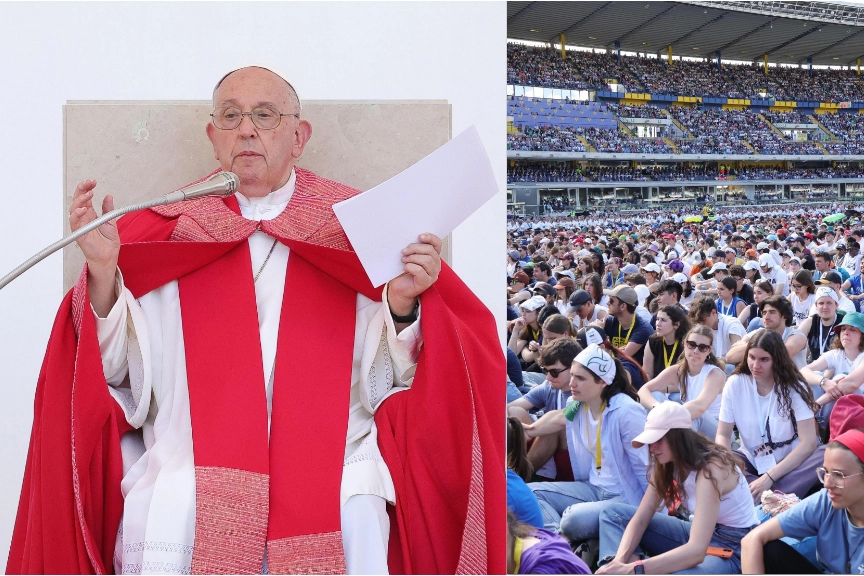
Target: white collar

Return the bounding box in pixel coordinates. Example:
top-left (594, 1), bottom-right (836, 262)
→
top-left (235, 168), bottom-right (296, 208)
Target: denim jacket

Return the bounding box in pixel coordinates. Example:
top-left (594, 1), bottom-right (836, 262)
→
top-left (565, 393), bottom-right (649, 506)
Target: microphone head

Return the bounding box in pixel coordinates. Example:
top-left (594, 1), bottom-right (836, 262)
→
top-left (209, 171), bottom-right (240, 197)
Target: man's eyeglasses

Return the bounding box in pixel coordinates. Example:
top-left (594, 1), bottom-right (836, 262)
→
top-left (684, 340), bottom-right (711, 353)
top-left (210, 106), bottom-right (300, 130)
top-left (816, 467), bottom-right (864, 488)
top-left (541, 367), bottom-right (570, 378)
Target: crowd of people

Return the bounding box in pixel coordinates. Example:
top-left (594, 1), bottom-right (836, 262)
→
top-left (581, 127), bottom-right (673, 154)
top-left (508, 42), bottom-right (864, 103)
top-left (507, 162), bottom-right (864, 186)
top-left (508, 125), bottom-right (588, 152)
top-left (505, 201), bottom-right (864, 574)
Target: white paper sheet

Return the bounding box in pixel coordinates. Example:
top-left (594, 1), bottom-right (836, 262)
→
top-left (333, 125), bottom-right (498, 287)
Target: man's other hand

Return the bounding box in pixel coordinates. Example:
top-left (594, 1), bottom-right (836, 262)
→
top-left (388, 233), bottom-right (442, 319)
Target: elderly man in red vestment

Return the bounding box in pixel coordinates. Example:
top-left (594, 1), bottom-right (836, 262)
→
top-left (7, 67), bottom-right (503, 575)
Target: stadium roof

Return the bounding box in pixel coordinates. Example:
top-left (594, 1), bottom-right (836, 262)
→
top-left (507, 1), bottom-right (864, 66)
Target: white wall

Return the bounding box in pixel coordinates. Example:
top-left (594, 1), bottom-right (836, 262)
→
top-left (0, 2), bottom-right (504, 569)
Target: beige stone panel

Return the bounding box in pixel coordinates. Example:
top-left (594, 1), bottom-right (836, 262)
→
top-left (63, 100), bottom-right (451, 290)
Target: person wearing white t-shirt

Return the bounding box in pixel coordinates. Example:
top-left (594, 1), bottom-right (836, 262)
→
top-left (568, 289), bottom-right (609, 330)
top-left (787, 270), bottom-right (816, 327)
top-left (716, 330), bottom-right (823, 502)
top-left (800, 312), bottom-right (864, 426)
top-left (759, 254), bottom-right (788, 297)
top-left (688, 296), bottom-right (746, 368)
top-left (638, 325), bottom-right (726, 439)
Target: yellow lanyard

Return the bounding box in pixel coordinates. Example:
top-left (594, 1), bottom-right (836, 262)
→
top-left (663, 340), bottom-right (679, 368)
top-left (529, 326), bottom-right (539, 342)
top-left (618, 314), bottom-right (636, 346)
top-left (512, 537), bottom-right (523, 574)
top-left (584, 401), bottom-right (607, 470)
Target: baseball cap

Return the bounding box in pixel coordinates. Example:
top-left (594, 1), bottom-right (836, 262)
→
top-left (756, 242), bottom-right (769, 251)
top-left (533, 282), bottom-right (556, 297)
top-left (758, 254), bottom-right (774, 268)
top-left (665, 260), bottom-right (684, 273)
top-left (603, 284), bottom-right (639, 306)
top-left (519, 295), bottom-right (547, 311)
top-left (508, 250), bottom-right (520, 260)
top-left (818, 271), bottom-right (843, 285)
top-left (672, 272), bottom-right (688, 283)
top-left (642, 263), bottom-right (662, 274)
top-left (576, 325), bottom-right (607, 349)
top-left (569, 290), bottom-right (593, 308)
top-left (511, 271), bottom-right (530, 285)
top-left (631, 401), bottom-right (693, 448)
top-left (574, 344), bottom-right (616, 385)
top-left (708, 262), bottom-right (727, 274)
top-left (743, 261), bottom-right (760, 271)
top-left (621, 264), bottom-right (640, 275)
top-left (554, 277), bottom-right (575, 290)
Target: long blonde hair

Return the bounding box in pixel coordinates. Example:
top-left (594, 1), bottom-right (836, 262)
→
top-left (677, 324), bottom-right (723, 401)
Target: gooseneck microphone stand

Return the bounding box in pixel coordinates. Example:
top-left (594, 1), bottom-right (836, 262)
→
top-left (0, 172), bottom-right (239, 291)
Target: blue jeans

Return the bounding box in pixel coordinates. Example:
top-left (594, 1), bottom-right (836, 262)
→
top-left (809, 384), bottom-right (836, 429)
top-left (530, 481), bottom-right (622, 542)
top-left (649, 392), bottom-right (719, 440)
top-left (598, 502), bottom-right (755, 574)
top-left (506, 379), bottom-right (523, 403)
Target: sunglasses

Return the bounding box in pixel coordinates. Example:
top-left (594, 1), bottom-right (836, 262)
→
top-left (684, 340), bottom-right (711, 353)
top-left (541, 367), bottom-right (570, 378)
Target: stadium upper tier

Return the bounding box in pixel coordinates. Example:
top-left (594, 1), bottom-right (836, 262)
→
top-left (507, 101), bottom-right (864, 155)
top-left (507, 43), bottom-right (864, 104)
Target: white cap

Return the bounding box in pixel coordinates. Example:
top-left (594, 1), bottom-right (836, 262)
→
top-left (672, 272), bottom-right (688, 283)
top-left (743, 260), bottom-right (760, 271)
top-left (757, 242), bottom-right (769, 251)
top-left (520, 295), bottom-right (547, 311)
top-left (642, 263), bottom-right (662, 274)
top-left (708, 262), bottom-right (727, 274)
top-left (574, 344), bottom-right (616, 385)
top-left (758, 254), bottom-right (774, 268)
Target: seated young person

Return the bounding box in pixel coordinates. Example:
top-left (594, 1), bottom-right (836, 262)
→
top-left (799, 312), bottom-right (864, 429)
top-left (689, 296), bottom-right (746, 369)
top-left (508, 338), bottom-right (582, 478)
top-left (638, 325), bottom-right (727, 440)
top-left (525, 344), bottom-right (649, 544)
top-left (741, 396), bottom-right (864, 575)
top-left (507, 511), bottom-right (590, 575)
top-left (738, 280), bottom-right (773, 332)
top-left (799, 286), bottom-right (846, 364)
top-left (507, 417), bottom-right (544, 529)
top-left (716, 330), bottom-right (824, 502)
top-left (595, 402), bottom-right (759, 575)
top-left (577, 325), bottom-right (647, 391)
top-left (642, 305), bottom-right (690, 381)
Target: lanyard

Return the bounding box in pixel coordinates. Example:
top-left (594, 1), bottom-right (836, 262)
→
top-left (618, 315), bottom-right (636, 346)
top-left (529, 326), bottom-right (540, 342)
top-left (818, 315), bottom-right (838, 357)
top-left (557, 389), bottom-right (567, 411)
top-left (584, 401), bottom-right (607, 470)
top-left (751, 377), bottom-right (774, 439)
top-left (663, 340), bottom-right (679, 368)
top-left (719, 298), bottom-right (733, 316)
top-left (512, 537), bottom-right (523, 575)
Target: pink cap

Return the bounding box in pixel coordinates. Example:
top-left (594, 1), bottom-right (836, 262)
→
top-left (631, 402), bottom-right (692, 448)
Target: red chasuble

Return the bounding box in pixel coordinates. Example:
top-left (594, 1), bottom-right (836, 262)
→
top-left (7, 168), bottom-right (505, 575)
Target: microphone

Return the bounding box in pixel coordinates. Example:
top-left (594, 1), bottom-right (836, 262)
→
top-left (0, 171), bottom-right (241, 291)
top-left (155, 171), bottom-right (240, 205)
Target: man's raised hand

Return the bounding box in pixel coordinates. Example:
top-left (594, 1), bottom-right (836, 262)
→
top-left (70, 180), bottom-right (120, 316)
